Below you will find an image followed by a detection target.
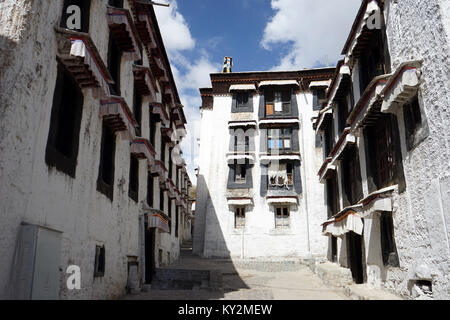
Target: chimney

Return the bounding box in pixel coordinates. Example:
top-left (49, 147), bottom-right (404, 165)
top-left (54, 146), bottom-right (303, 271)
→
top-left (222, 56), bottom-right (232, 73)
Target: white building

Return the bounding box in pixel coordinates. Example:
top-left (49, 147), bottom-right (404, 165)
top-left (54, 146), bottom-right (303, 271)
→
top-left (0, 0), bottom-right (191, 299)
top-left (194, 69), bottom-right (335, 259)
top-left (315, 0), bottom-right (450, 299)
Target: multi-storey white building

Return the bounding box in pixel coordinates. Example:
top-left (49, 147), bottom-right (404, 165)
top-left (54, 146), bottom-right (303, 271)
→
top-left (194, 69), bottom-right (335, 259)
top-left (315, 0), bottom-right (450, 299)
top-left (0, 0), bottom-right (192, 299)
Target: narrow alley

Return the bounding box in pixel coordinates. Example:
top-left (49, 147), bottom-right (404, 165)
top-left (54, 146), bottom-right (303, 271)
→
top-left (124, 241), bottom-right (401, 300)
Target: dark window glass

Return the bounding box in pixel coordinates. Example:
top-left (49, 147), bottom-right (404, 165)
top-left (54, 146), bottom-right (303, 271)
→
top-left (236, 92), bottom-right (249, 108)
top-left (133, 87), bottom-right (142, 137)
top-left (45, 64), bottom-right (84, 178)
top-left (97, 121), bottom-right (116, 201)
top-left (175, 207), bottom-right (179, 238)
top-left (94, 245), bottom-right (105, 277)
top-left (359, 30), bottom-right (386, 95)
top-left (147, 174), bottom-right (154, 207)
top-left (107, 35), bottom-right (122, 96)
top-left (60, 0), bottom-right (91, 33)
top-left (129, 155), bottom-right (139, 202)
top-left (108, 0), bottom-right (123, 7)
top-left (168, 199), bottom-right (172, 234)
top-left (169, 147), bottom-right (173, 179)
top-left (380, 213), bottom-right (400, 267)
top-left (161, 141), bottom-right (166, 163)
top-left (342, 147), bottom-right (363, 206)
top-left (159, 189), bottom-right (164, 211)
top-left (234, 160), bottom-right (247, 183)
top-left (149, 112), bottom-right (157, 147)
top-left (403, 95), bottom-right (422, 151)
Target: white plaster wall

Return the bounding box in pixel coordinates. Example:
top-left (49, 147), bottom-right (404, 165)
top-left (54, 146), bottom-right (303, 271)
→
top-left (0, 0), bottom-right (184, 299)
top-left (195, 90), bottom-right (327, 259)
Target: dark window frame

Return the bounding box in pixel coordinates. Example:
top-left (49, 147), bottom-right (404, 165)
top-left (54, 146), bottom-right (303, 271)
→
top-left (94, 245), bottom-right (105, 277)
top-left (147, 174), bottom-right (154, 207)
top-left (403, 95), bottom-right (424, 151)
top-left (133, 86), bottom-right (142, 137)
top-left (234, 160), bottom-right (247, 184)
top-left (380, 212), bottom-right (400, 267)
top-left (128, 154), bottom-right (139, 203)
top-left (45, 63), bottom-right (84, 178)
top-left (264, 89), bottom-right (292, 117)
top-left (268, 162), bottom-right (293, 190)
top-left (97, 121), bottom-right (116, 201)
top-left (267, 128), bottom-right (292, 154)
top-left (107, 33), bottom-right (122, 96)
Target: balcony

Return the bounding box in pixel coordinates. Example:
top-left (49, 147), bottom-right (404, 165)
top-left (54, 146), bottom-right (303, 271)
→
top-left (133, 65), bottom-right (158, 98)
top-left (99, 96), bottom-right (137, 140)
top-left (55, 28), bottom-right (113, 99)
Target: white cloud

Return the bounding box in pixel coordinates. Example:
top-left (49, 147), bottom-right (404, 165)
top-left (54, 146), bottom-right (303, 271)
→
top-left (261, 0), bottom-right (361, 70)
top-left (154, 0), bottom-right (195, 52)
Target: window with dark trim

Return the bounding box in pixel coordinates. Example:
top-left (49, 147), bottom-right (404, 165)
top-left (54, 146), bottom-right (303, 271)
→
top-left (234, 160), bottom-right (247, 184)
top-left (235, 207), bottom-right (245, 228)
top-left (149, 112), bottom-right (157, 147)
top-left (168, 199), bottom-right (172, 235)
top-left (175, 206), bottom-right (179, 238)
top-left (342, 147), bottom-right (363, 206)
top-left (108, 0), bottom-right (123, 7)
top-left (159, 189), bottom-right (164, 211)
top-left (94, 245), bottom-right (105, 277)
top-left (60, 0), bottom-right (91, 33)
top-left (326, 173), bottom-right (339, 219)
top-left (337, 98), bottom-right (349, 136)
top-left (324, 124), bottom-right (334, 157)
top-left (265, 89), bottom-right (291, 117)
top-left (133, 86), bottom-right (142, 137)
top-left (380, 212), bottom-right (400, 267)
top-left (403, 95), bottom-right (423, 151)
top-left (268, 128), bottom-right (292, 154)
top-left (358, 29), bottom-right (386, 95)
top-left (161, 140), bottom-right (166, 163)
top-left (275, 206), bottom-right (290, 228)
top-left (168, 147), bottom-right (173, 179)
top-left (46, 63), bottom-right (84, 178)
top-left (97, 121), bottom-right (116, 201)
top-left (147, 174), bottom-right (154, 207)
top-left (268, 162), bottom-right (293, 189)
top-left (236, 92), bottom-right (249, 109)
top-left (129, 155), bottom-right (139, 202)
top-left (107, 34), bottom-right (122, 96)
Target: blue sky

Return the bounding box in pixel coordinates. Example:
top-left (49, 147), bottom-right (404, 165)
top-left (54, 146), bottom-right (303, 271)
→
top-left (154, 0), bottom-right (361, 184)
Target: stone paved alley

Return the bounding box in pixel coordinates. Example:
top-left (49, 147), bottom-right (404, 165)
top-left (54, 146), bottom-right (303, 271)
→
top-left (123, 243), bottom-right (402, 300)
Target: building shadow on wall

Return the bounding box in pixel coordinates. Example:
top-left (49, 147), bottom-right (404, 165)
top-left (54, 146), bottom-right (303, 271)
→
top-left (176, 174), bottom-right (250, 299)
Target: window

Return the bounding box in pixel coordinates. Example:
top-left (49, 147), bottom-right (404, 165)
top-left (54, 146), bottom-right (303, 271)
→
top-left (275, 207), bottom-right (290, 228)
top-left (236, 92), bottom-right (249, 109)
top-left (234, 207), bottom-right (245, 228)
top-left (97, 121), bottom-right (116, 200)
top-left (375, 118), bottom-right (396, 189)
top-left (147, 174), bottom-right (154, 207)
top-left (168, 147), bottom-right (173, 179)
top-left (175, 207), bottom-right (179, 238)
top-left (133, 86), bottom-right (142, 137)
top-left (168, 199), bottom-right (172, 235)
top-left (337, 98), bottom-right (349, 135)
top-left (94, 245), bottom-right (105, 277)
top-left (265, 90), bottom-right (291, 116)
top-left (149, 112), bottom-right (157, 147)
top-left (342, 147), bottom-right (363, 206)
top-left (326, 174), bottom-right (339, 219)
top-left (232, 129), bottom-right (251, 153)
top-left (46, 64), bottom-right (84, 178)
top-left (159, 189), bottom-right (164, 211)
top-left (60, 0), bottom-right (91, 33)
top-left (380, 213), bottom-right (400, 267)
top-left (108, 0), bottom-right (123, 7)
top-left (269, 162), bottom-right (293, 189)
top-left (161, 140), bottom-right (166, 163)
top-left (403, 95), bottom-right (423, 151)
top-left (107, 34), bottom-right (122, 96)
top-left (359, 30), bottom-right (386, 95)
top-left (268, 128), bottom-right (292, 153)
top-left (234, 160), bottom-right (247, 183)
top-left (129, 155), bottom-right (139, 202)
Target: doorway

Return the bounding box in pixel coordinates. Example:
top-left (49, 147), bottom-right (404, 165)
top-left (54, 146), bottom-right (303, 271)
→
top-left (346, 231), bottom-right (364, 284)
top-left (144, 226), bottom-right (156, 284)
